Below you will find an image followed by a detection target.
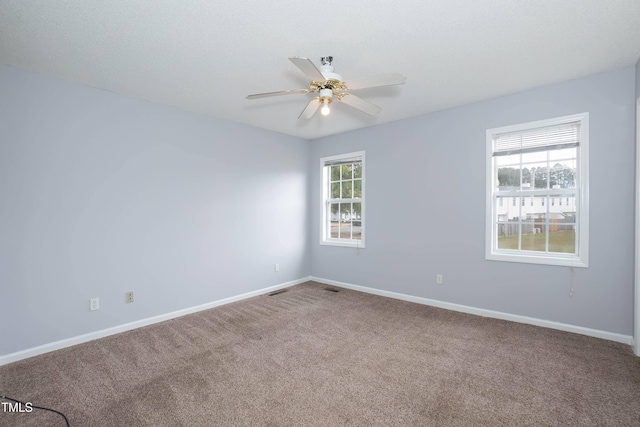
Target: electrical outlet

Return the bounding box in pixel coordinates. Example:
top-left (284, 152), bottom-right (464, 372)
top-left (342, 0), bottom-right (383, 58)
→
top-left (436, 274), bottom-right (443, 285)
top-left (126, 291), bottom-right (134, 303)
top-left (90, 297), bottom-right (99, 311)
top-left (275, 263), bottom-right (279, 272)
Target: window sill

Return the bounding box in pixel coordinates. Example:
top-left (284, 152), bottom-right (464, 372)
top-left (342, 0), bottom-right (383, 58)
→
top-left (486, 251), bottom-right (587, 267)
top-left (320, 240), bottom-right (366, 249)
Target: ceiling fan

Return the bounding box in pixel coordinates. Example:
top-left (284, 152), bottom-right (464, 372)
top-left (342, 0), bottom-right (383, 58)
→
top-left (246, 56), bottom-right (406, 119)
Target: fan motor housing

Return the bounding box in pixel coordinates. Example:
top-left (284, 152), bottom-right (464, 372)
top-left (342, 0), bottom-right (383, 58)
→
top-left (310, 78), bottom-right (346, 94)
top-left (319, 65), bottom-right (342, 82)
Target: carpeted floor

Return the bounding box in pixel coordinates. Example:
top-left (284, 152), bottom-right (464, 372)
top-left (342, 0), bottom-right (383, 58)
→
top-left (1, 281), bottom-right (639, 426)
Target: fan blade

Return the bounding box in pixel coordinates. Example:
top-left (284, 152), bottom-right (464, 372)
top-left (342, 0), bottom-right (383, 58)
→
top-left (338, 94), bottom-right (382, 116)
top-left (298, 98), bottom-right (321, 119)
top-left (246, 89), bottom-right (310, 99)
top-left (289, 57), bottom-right (326, 82)
top-left (343, 73), bottom-right (406, 91)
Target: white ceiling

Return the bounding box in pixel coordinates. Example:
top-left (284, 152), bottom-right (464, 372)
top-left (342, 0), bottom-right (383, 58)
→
top-left (1, 1), bottom-right (640, 140)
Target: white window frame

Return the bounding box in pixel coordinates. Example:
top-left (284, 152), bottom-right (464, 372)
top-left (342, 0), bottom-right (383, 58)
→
top-left (320, 151), bottom-right (365, 248)
top-left (486, 113), bottom-right (589, 267)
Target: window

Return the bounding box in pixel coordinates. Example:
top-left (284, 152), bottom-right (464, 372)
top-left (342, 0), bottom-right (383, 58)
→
top-left (320, 151), bottom-right (365, 247)
top-left (486, 113), bottom-right (589, 267)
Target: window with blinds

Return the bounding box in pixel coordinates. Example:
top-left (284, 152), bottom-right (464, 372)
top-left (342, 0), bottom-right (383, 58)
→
top-left (320, 151), bottom-right (365, 248)
top-left (486, 114), bottom-right (589, 267)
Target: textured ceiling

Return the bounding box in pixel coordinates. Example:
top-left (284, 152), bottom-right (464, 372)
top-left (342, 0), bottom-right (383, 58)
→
top-left (1, 0), bottom-right (640, 140)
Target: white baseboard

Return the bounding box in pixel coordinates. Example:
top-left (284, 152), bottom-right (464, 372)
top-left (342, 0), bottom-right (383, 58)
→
top-left (2, 275), bottom-right (632, 366)
top-left (0, 277), bottom-right (311, 366)
top-left (311, 276), bottom-right (634, 346)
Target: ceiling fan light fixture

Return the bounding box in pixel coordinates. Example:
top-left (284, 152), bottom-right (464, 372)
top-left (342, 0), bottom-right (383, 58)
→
top-left (320, 99), bottom-right (330, 116)
top-left (319, 88), bottom-right (332, 116)
top-left (246, 56), bottom-right (406, 120)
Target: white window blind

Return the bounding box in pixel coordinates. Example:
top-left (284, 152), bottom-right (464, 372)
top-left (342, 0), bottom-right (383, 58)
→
top-left (323, 157), bottom-right (362, 166)
top-left (493, 122), bottom-right (580, 157)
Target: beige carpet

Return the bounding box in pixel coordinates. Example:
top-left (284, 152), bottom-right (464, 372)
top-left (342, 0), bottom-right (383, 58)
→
top-left (1, 281), bottom-right (639, 426)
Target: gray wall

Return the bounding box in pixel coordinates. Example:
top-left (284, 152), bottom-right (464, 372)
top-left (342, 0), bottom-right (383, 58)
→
top-left (310, 67), bottom-right (637, 336)
top-left (636, 58), bottom-right (640, 100)
top-left (2, 64), bottom-right (636, 357)
top-left (0, 66), bottom-right (310, 356)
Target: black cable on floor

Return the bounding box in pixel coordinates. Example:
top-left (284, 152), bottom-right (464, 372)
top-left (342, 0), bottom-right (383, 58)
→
top-left (1, 394), bottom-right (70, 427)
